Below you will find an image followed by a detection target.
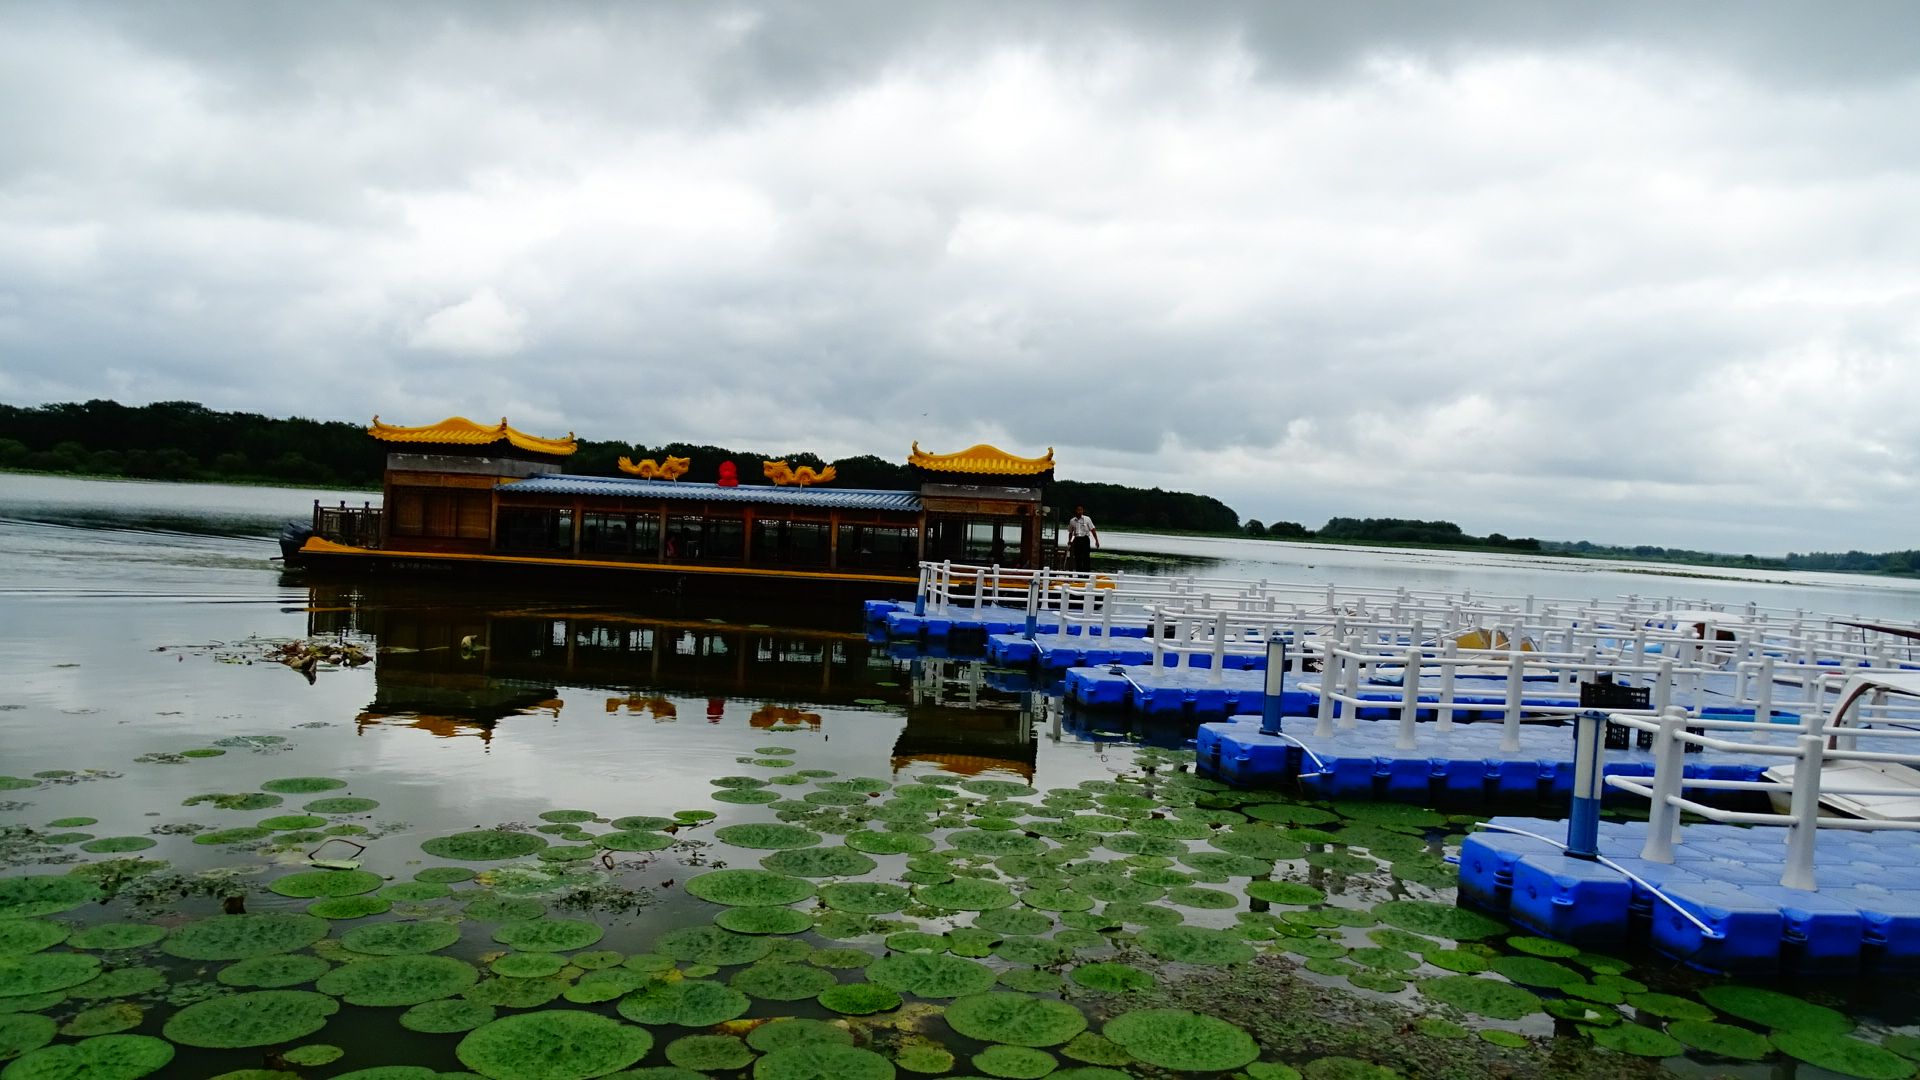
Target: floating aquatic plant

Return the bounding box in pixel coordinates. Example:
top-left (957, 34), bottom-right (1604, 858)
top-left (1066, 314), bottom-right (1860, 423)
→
top-left (973, 1045), bottom-right (1057, 1079)
top-left (162, 989), bottom-right (339, 1048)
top-left (717, 907), bottom-right (816, 935)
top-left (400, 997), bottom-right (498, 1034)
top-left (75, 837), bottom-right (154, 854)
top-left (748, 1019), bottom-right (854, 1052)
top-left (617, 979), bottom-right (750, 1026)
top-left (303, 797), bottom-right (379, 814)
top-left (1414, 975), bottom-right (1541, 1020)
top-left (490, 952), bottom-right (567, 979)
top-left (462, 976), bottom-right (567, 1009)
top-left (58, 1002), bottom-right (143, 1038)
top-left (381, 880), bottom-right (454, 902)
top-left (1208, 829), bottom-right (1306, 861)
top-left (658, 926), bottom-right (776, 967)
top-left (1135, 926), bottom-right (1254, 966)
top-left (1369, 901), bottom-right (1505, 941)
top-left (946, 992), bottom-right (1088, 1047)
top-left (716, 823), bottom-right (824, 850)
top-left (163, 914), bottom-right (329, 961)
top-left (269, 869), bottom-right (382, 898)
top-left (596, 829), bottom-right (677, 853)
top-left (1068, 963), bottom-right (1154, 992)
top-left (192, 826), bottom-right (272, 846)
top-left (321, 914), bottom-right (455, 955)
top-left (715, 790), bottom-right (782, 806)
top-left (0, 1014), bottom-right (55, 1060)
top-left (1767, 1030), bottom-right (1914, 1079)
top-left (759, 848), bottom-right (878, 878)
top-left (1059, 1033), bottom-right (1133, 1067)
top-left (754, 1043), bottom-right (896, 1080)
top-left (868, 953), bottom-right (997, 999)
top-left (819, 883), bottom-right (911, 914)
top-left (308, 895), bottom-right (391, 920)
top-left (183, 792), bottom-right (284, 811)
top-left (64, 965), bottom-right (165, 1001)
top-left (817, 983), bottom-right (902, 1015)
top-left (280, 1044), bottom-right (343, 1067)
top-left (261, 777), bottom-right (346, 794)
top-left (1486, 956), bottom-right (1582, 989)
top-left (843, 831), bottom-right (934, 855)
top-left (316, 953), bottom-right (480, 1006)
top-left (1581, 1022), bottom-right (1682, 1058)
top-left (491, 917), bottom-right (604, 953)
top-left (807, 948), bottom-right (873, 970)
top-left (0, 923), bottom-right (67, 957)
top-left (217, 954), bottom-right (332, 989)
top-left (1697, 985), bottom-right (1852, 1034)
top-left (0, 876), bottom-right (99, 920)
top-left (1102, 1008), bottom-right (1259, 1071)
top-left (975, 909), bottom-right (1053, 936)
top-left (456, 1010), bottom-right (653, 1080)
top-left (729, 963), bottom-right (838, 1001)
top-left (1665, 1020), bottom-right (1770, 1061)
top-left (686, 870), bottom-right (815, 908)
top-left (2, 1033), bottom-right (174, 1079)
top-left (667, 1034), bottom-right (756, 1071)
top-left (420, 830), bottom-right (548, 861)
top-left (465, 897), bottom-right (548, 922)
top-left (999, 969), bottom-right (1067, 993)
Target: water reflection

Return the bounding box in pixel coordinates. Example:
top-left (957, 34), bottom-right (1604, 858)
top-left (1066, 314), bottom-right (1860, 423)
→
top-left (303, 584), bottom-right (1046, 776)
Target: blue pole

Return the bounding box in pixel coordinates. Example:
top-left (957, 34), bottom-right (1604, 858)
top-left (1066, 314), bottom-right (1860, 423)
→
top-left (1567, 709), bottom-right (1606, 859)
top-left (1260, 636), bottom-right (1287, 735)
top-left (1024, 580), bottom-right (1039, 640)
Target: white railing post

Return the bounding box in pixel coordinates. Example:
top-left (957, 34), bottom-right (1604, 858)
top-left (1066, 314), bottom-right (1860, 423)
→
top-left (1753, 655), bottom-right (1776, 743)
top-left (1500, 644), bottom-right (1526, 753)
top-left (1652, 659), bottom-right (1674, 716)
top-left (1397, 648), bottom-right (1421, 750)
top-left (1339, 635), bottom-right (1364, 731)
top-left (1149, 609), bottom-right (1164, 669)
top-left (1436, 640), bottom-right (1458, 733)
top-left (1781, 733), bottom-right (1825, 890)
top-left (1210, 611), bottom-right (1228, 684)
top-left (1641, 708), bottom-right (1689, 863)
top-left (1315, 645), bottom-right (1341, 738)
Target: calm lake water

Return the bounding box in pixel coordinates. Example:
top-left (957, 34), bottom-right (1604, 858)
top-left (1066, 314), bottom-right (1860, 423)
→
top-left (4, 473), bottom-right (1919, 1079)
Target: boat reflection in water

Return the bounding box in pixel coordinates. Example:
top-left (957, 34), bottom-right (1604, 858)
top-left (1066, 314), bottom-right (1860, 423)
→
top-left (299, 583), bottom-right (1038, 777)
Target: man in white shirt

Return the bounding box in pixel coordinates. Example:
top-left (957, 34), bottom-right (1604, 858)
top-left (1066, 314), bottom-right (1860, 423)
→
top-left (1065, 505), bottom-right (1098, 572)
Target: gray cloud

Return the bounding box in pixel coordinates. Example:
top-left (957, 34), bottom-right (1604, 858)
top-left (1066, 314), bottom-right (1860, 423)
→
top-left (2, 2), bottom-right (1918, 553)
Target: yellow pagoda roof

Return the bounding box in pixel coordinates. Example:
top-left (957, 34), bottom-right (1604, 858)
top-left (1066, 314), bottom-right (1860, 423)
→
top-left (367, 416), bottom-right (577, 456)
top-left (908, 442), bottom-right (1054, 477)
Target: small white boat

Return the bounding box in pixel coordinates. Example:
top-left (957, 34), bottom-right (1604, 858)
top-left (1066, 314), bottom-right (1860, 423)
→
top-left (1764, 671), bottom-right (1920, 819)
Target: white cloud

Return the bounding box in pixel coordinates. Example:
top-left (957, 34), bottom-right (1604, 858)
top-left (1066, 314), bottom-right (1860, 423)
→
top-left (408, 288), bottom-right (528, 358)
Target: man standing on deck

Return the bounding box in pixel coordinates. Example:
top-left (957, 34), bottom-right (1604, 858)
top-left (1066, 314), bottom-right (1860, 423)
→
top-left (1065, 505), bottom-right (1099, 573)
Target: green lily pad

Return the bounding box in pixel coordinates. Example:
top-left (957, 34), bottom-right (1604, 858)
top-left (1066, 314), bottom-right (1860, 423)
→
top-left (317, 953), bottom-right (479, 1006)
top-left (421, 831), bottom-right (548, 861)
top-left (894, 1036), bottom-right (955, 1073)
top-left (973, 1045), bottom-right (1057, 1079)
top-left (807, 948), bottom-right (873, 971)
top-left (491, 918), bottom-right (604, 953)
top-left (192, 827), bottom-right (273, 846)
top-left (417, 867), bottom-right (477, 884)
top-left (163, 989), bottom-right (339, 1048)
top-left (257, 815), bottom-right (327, 831)
top-left (1244, 881), bottom-right (1325, 906)
top-left (456, 1010), bottom-right (652, 1079)
top-left (0, 1013), bottom-right (56, 1060)
top-left (261, 778), bottom-right (347, 794)
top-left (461, 977), bottom-right (568, 1009)
top-left (716, 823), bottom-right (823, 850)
top-left (917, 879), bottom-right (1020, 911)
top-left (161, 914), bottom-right (329, 961)
top-left (218, 954), bottom-right (332, 988)
top-left (657, 926), bottom-right (775, 967)
top-left (1208, 829), bottom-right (1306, 861)
top-left (617, 980), bottom-right (750, 1026)
top-left (946, 993), bottom-right (1088, 1047)
top-left (0, 877), bottom-right (100, 920)
top-left (758, 848), bottom-right (879, 878)
top-left (1370, 901), bottom-right (1505, 941)
top-left (755, 1043), bottom-right (895, 1080)
top-left (488, 952), bottom-right (565, 979)
top-left (184, 792), bottom-right (284, 811)
top-left (1666, 1020), bottom-right (1771, 1060)
top-left (1583, 1022), bottom-right (1681, 1058)
top-left (1488, 956), bottom-right (1582, 989)
top-left (717, 908), bottom-right (816, 935)
top-left (0, 924), bottom-right (68, 958)
top-left (817, 983), bottom-right (902, 1015)
top-left (730, 964), bottom-right (839, 1001)
top-left (1135, 926), bottom-right (1254, 966)
top-left (1625, 991), bottom-right (1715, 1021)
top-left (1059, 1033), bottom-right (1133, 1066)
top-left (75, 837), bottom-right (155, 854)
top-left (381, 881), bottom-right (454, 901)
top-left (1068, 963), bottom-right (1154, 992)
top-left (1698, 985), bottom-right (1851, 1034)
top-left (302, 796), bottom-right (379, 814)
top-left (844, 831), bottom-right (935, 855)
top-left (868, 953), bottom-right (997, 998)
top-left (308, 896), bottom-right (392, 920)
top-left (1769, 1030), bottom-right (1913, 1079)
top-left (666, 1034), bottom-right (755, 1071)
top-left (820, 883), bottom-right (912, 914)
top-left (1103, 1008), bottom-right (1258, 1071)
top-left (64, 966), bottom-right (164, 1001)
top-left (687, 870), bottom-right (815, 908)
top-left (58, 1003), bottom-right (143, 1038)
top-left (1416, 976), bottom-right (1541, 1020)
top-left (1, 1034), bottom-right (174, 1079)
top-left (400, 998), bottom-right (497, 1034)
top-left (749, 1019), bottom-right (855, 1052)
top-left (341, 921), bottom-right (462, 956)
top-left (465, 897), bottom-right (548, 922)
top-left (999, 969), bottom-right (1067, 993)
top-left (975, 909), bottom-right (1053, 936)
top-left (281, 1044), bottom-right (344, 1066)
top-left (269, 869), bottom-right (383, 898)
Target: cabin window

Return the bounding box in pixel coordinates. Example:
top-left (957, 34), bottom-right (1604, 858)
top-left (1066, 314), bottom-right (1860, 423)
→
top-left (924, 514), bottom-right (1027, 565)
top-left (581, 513), bottom-right (661, 557)
top-left (390, 489), bottom-right (491, 540)
top-left (751, 519), bottom-right (830, 566)
top-left (498, 508), bottom-right (574, 553)
top-left (665, 515), bottom-right (744, 561)
top-left (838, 525), bottom-right (918, 570)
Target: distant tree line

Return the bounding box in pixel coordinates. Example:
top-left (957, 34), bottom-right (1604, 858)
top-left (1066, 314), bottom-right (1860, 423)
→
top-left (1240, 515), bottom-right (1543, 551)
top-left (1539, 539), bottom-right (1920, 576)
top-left (0, 400), bottom-right (1236, 531)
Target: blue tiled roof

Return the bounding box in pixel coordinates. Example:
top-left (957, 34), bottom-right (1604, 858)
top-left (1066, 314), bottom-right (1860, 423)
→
top-left (502, 474), bottom-right (922, 513)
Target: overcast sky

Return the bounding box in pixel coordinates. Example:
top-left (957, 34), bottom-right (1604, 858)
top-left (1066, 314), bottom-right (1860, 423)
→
top-left (3, 2), bottom-right (1917, 553)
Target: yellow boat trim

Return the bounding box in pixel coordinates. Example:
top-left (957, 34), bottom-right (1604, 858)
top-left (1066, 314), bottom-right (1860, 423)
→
top-left (908, 441), bottom-right (1054, 476)
top-left (368, 415), bottom-right (578, 456)
top-left (299, 537), bottom-right (916, 586)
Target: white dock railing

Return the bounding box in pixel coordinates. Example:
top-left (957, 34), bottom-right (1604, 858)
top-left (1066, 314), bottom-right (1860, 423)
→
top-left (1603, 672), bottom-right (1920, 890)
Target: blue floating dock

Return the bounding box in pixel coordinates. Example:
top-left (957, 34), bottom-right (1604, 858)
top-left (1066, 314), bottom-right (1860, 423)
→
top-left (1459, 819), bottom-right (1920, 975)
